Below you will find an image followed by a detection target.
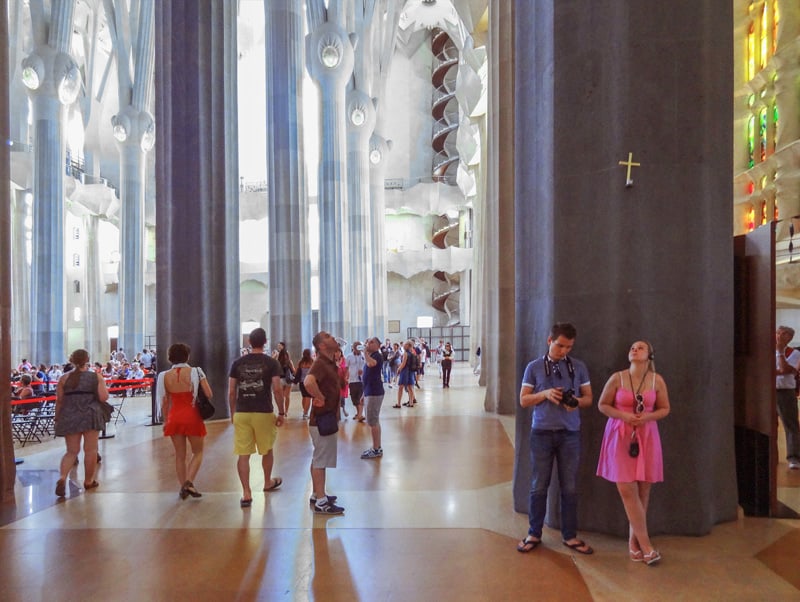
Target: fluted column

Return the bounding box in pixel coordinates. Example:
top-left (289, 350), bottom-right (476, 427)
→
top-left (346, 88), bottom-right (376, 340)
top-left (306, 21), bottom-right (355, 339)
top-left (1, 0), bottom-right (16, 502)
top-left (29, 92), bottom-right (66, 364)
top-left (116, 0), bottom-right (154, 354)
top-left (155, 0), bottom-right (240, 418)
top-left (83, 215), bottom-right (104, 359)
top-left (11, 189), bottom-right (30, 360)
top-left (482, 0), bottom-right (516, 412)
top-left (117, 135), bottom-right (147, 354)
top-left (266, 0), bottom-right (312, 356)
top-left (369, 134), bottom-right (390, 337)
top-left (22, 0), bottom-right (78, 364)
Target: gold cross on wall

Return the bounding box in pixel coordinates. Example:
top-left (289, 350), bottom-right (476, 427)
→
top-left (618, 152), bottom-right (640, 187)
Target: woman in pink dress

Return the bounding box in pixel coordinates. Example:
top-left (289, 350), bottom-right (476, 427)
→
top-left (596, 341), bottom-right (670, 565)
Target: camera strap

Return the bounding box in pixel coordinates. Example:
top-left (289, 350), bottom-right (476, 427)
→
top-left (543, 355), bottom-right (575, 382)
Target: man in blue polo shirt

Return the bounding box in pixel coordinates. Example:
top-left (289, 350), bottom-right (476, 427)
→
top-left (517, 322), bottom-right (594, 555)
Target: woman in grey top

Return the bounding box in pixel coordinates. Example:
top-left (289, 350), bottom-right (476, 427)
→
top-left (54, 349), bottom-right (110, 497)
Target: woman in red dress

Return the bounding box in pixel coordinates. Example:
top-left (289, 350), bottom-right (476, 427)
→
top-left (159, 343), bottom-right (213, 499)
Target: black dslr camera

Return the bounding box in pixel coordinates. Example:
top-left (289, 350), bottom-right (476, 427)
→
top-left (560, 388), bottom-right (578, 408)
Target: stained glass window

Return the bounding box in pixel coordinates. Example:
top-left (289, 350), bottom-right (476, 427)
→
top-left (759, 107), bottom-right (767, 162)
top-left (747, 206), bottom-right (755, 232)
top-left (761, 4), bottom-right (768, 68)
top-left (747, 21), bottom-right (755, 80)
top-left (773, 102), bottom-right (779, 151)
top-left (748, 115), bottom-right (755, 168)
top-left (761, 201), bottom-right (768, 225)
top-left (773, 0), bottom-right (780, 55)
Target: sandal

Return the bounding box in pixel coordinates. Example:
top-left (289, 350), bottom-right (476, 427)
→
top-left (55, 478), bottom-right (66, 497)
top-left (240, 498), bottom-right (252, 508)
top-left (562, 539), bottom-right (593, 555)
top-left (263, 477), bottom-right (282, 492)
top-left (629, 549), bottom-right (643, 562)
top-left (392, 404), bottom-right (401, 408)
top-left (183, 480), bottom-right (202, 498)
top-left (517, 536), bottom-right (541, 553)
top-left (84, 481), bottom-right (99, 490)
top-left (643, 550), bottom-right (661, 565)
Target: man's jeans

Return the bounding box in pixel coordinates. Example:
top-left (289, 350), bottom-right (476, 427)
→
top-left (528, 429), bottom-right (581, 541)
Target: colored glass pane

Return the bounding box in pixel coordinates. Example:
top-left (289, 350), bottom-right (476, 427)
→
top-left (773, 103), bottom-right (779, 151)
top-left (747, 115), bottom-right (755, 168)
top-left (761, 201), bottom-right (767, 225)
top-left (761, 5), bottom-right (767, 67)
top-left (747, 207), bottom-right (755, 232)
top-left (759, 107), bottom-right (767, 161)
top-left (747, 22), bottom-right (755, 80)
top-left (773, 0), bottom-right (779, 55)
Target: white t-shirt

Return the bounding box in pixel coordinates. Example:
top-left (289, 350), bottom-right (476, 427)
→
top-left (776, 348), bottom-right (800, 389)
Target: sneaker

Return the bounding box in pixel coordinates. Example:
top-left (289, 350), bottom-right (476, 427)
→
top-left (314, 499), bottom-right (345, 514)
top-left (309, 494), bottom-right (338, 505)
top-left (361, 447), bottom-right (383, 459)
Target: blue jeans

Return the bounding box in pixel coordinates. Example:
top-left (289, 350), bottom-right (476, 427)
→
top-left (527, 429), bottom-right (581, 540)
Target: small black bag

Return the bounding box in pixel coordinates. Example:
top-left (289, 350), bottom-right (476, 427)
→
top-left (628, 430), bottom-right (640, 458)
top-left (316, 411), bottom-right (339, 436)
top-left (97, 400), bottom-right (114, 423)
top-left (194, 368), bottom-right (215, 420)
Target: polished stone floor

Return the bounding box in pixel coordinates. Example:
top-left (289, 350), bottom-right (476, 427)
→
top-left (2, 364), bottom-right (799, 601)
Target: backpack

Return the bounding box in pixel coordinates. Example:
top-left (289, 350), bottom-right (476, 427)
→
top-left (408, 353), bottom-right (419, 372)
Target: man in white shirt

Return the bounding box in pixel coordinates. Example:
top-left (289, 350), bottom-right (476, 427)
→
top-left (346, 342), bottom-right (366, 422)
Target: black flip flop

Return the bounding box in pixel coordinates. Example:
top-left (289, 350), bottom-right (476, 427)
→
top-left (562, 539), bottom-right (593, 555)
top-left (517, 537), bottom-right (541, 553)
top-left (240, 498), bottom-right (252, 508)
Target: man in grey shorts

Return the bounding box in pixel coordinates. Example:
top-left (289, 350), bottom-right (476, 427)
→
top-left (361, 337), bottom-right (385, 459)
top-left (303, 331), bottom-right (346, 514)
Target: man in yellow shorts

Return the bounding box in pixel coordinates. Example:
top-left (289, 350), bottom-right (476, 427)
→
top-left (228, 327), bottom-right (284, 508)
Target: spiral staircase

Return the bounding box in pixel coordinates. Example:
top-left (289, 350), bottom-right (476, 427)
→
top-left (431, 29), bottom-right (460, 184)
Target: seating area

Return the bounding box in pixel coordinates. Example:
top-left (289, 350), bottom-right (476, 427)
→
top-left (10, 378), bottom-right (153, 449)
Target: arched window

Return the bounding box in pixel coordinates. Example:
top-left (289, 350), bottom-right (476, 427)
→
top-left (747, 21), bottom-right (755, 80)
top-left (772, 102), bottom-right (779, 152)
top-left (773, 0), bottom-right (780, 55)
top-left (760, 4), bottom-right (768, 68)
top-left (747, 114), bottom-right (755, 168)
top-left (759, 107), bottom-right (767, 162)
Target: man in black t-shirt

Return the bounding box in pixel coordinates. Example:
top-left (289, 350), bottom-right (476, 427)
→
top-left (228, 327), bottom-right (284, 508)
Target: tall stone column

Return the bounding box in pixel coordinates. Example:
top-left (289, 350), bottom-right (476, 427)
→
top-left (83, 215), bottom-right (104, 359)
top-left (346, 88), bottom-right (376, 340)
top-left (482, 0), bottom-right (516, 413)
top-left (22, 0), bottom-right (78, 364)
top-left (306, 18), bottom-right (354, 339)
top-left (369, 134), bottom-right (391, 337)
top-left (1, 0), bottom-right (17, 503)
top-left (113, 0), bottom-right (154, 354)
top-left (265, 0), bottom-right (312, 356)
top-left (117, 136), bottom-right (147, 354)
top-left (155, 0), bottom-right (240, 418)
top-left (512, 0), bottom-right (737, 536)
top-left (11, 190), bottom-right (30, 360)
